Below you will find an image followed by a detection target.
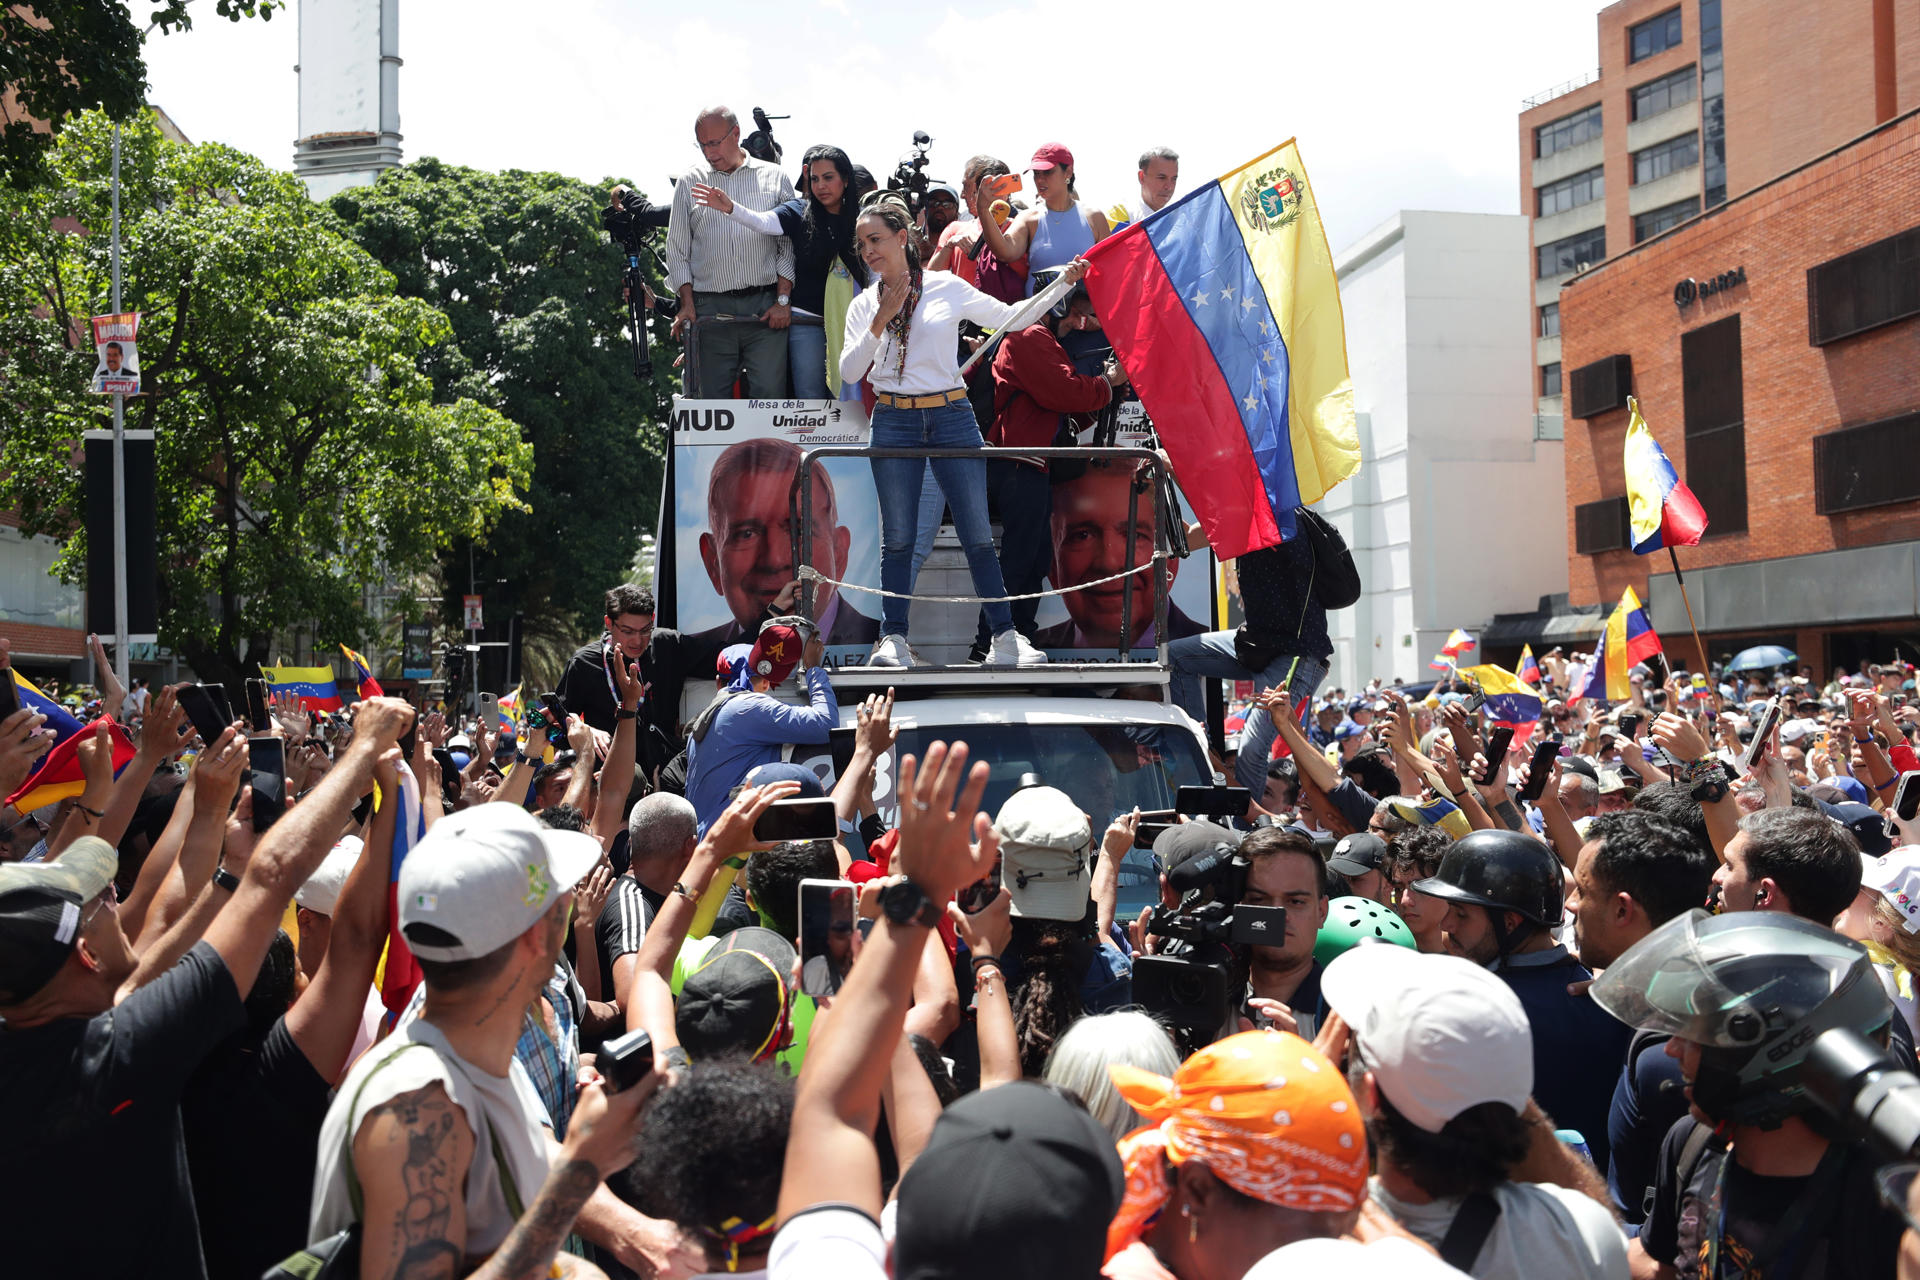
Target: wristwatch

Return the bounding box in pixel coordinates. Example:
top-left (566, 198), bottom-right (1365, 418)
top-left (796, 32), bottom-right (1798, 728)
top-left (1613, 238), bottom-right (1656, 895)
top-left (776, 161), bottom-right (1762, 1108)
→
top-left (879, 878), bottom-right (942, 929)
top-left (615, 707), bottom-right (638, 721)
top-left (776, 293), bottom-right (791, 307)
top-left (211, 865), bottom-right (241, 894)
top-left (1687, 757), bottom-right (1730, 804)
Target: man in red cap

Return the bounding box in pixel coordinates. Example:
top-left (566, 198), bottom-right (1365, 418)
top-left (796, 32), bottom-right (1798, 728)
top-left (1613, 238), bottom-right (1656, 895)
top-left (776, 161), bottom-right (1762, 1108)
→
top-left (682, 617), bottom-right (837, 835)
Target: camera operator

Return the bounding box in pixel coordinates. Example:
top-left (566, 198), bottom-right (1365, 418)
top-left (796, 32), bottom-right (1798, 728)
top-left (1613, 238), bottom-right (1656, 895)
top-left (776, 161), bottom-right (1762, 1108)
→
top-left (1235, 825), bottom-right (1332, 1037)
top-left (1594, 911), bottom-right (1908, 1278)
top-left (666, 106), bottom-right (796, 398)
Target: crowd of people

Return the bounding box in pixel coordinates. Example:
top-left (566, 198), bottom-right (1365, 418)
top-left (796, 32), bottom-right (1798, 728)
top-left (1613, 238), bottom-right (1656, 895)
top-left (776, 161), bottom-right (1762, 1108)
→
top-left (7, 103), bottom-right (1920, 1280)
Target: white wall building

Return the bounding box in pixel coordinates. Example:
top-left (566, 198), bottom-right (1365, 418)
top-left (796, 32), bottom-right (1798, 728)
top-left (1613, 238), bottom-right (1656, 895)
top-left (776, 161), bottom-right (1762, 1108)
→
top-left (294, 0), bottom-right (403, 199)
top-left (1316, 211), bottom-right (1568, 691)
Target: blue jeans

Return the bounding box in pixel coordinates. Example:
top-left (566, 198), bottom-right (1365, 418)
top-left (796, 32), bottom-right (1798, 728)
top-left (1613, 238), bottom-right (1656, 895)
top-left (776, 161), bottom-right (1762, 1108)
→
top-left (870, 401), bottom-right (1012, 638)
top-left (1167, 632), bottom-right (1327, 790)
top-left (909, 468), bottom-right (947, 581)
top-left (788, 315), bottom-right (828, 398)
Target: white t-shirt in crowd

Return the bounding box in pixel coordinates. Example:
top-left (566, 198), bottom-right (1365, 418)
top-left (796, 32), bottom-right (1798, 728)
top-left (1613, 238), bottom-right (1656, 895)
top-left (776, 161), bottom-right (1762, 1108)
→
top-left (768, 1205), bottom-right (888, 1280)
top-left (839, 271), bottom-right (1020, 396)
top-left (1366, 1179), bottom-right (1628, 1280)
top-left (1244, 1235), bottom-right (1473, 1279)
top-left (310, 1018), bottom-right (553, 1257)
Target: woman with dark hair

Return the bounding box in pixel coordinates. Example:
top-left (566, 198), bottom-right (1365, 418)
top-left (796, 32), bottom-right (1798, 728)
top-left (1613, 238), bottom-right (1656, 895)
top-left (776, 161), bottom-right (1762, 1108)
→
top-left (973, 142), bottom-right (1109, 297)
top-left (693, 144), bottom-right (869, 398)
top-left (841, 200), bottom-right (1085, 667)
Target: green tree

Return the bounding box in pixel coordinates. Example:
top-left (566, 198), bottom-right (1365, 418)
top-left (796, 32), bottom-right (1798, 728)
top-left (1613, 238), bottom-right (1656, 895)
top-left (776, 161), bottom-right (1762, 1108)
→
top-left (0, 0), bottom-right (279, 188)
top-left (329, 159), bottom-right (671, 661)
top-left (0, 111), bottom-right (531, 685)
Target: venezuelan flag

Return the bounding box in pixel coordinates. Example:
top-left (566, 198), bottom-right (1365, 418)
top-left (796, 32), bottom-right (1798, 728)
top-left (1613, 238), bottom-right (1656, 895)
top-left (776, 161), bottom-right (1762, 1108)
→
top-left (1575, 588), bottom-right (1664, 703)
top-left (5, 708), bottom-right (136, 816)
top-left (338, 643), bottom-right (384, 699)
top-left (1388, 794), bottom-right (1472, 840)
top-left (1623, 398), bottom-right (1708, 554)
top-left (1084, 139), bottom-right (1359, 559)
top-left (261, 664), bottom-right (343, 712)
top-left (1457, 664), bottom-right (1544, 728)
top-left (380, 760), bottom-right (428, 1015)
top-left (1428, 651), bottom-right (1457, 673)
top-left (1441, 629), bottom-right (1476, 658)
top-left (1518, 645), bottom-right (1542, 688)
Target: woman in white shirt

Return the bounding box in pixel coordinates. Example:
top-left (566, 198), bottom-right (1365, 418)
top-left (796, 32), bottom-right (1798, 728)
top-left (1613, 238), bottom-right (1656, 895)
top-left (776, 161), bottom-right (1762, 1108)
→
top-left (839, 200), bottom-right (1084, 668)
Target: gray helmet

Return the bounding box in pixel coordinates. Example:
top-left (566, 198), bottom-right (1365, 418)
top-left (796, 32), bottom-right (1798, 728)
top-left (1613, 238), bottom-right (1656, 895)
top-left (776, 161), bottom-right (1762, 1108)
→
top-left (1592, 910), bottom-right (1894, 1129)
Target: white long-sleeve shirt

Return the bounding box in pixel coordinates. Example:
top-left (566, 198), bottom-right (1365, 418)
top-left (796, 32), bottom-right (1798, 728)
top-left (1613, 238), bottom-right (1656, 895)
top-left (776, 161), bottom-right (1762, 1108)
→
top-left (665, 156), bottom-right (796, 294)
top-left (839, 272), bottom-right (1020, 395)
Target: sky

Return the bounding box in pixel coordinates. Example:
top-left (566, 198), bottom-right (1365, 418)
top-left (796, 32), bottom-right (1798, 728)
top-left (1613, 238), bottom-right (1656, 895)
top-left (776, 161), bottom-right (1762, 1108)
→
top-left (143, 0), bottom-right (1609, 254)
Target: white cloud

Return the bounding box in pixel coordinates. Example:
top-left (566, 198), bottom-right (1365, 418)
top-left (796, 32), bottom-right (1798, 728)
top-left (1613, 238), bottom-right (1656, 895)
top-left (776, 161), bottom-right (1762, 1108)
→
top-left (143, 0), bottom-right (1604, 252)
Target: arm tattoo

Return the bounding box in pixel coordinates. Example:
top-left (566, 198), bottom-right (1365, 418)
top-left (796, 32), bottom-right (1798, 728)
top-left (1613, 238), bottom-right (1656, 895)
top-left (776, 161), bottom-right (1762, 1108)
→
top-left (472, 1158), bottom-right (601, 1280)
top-left (364, 1085), bottom-right (465, 1279)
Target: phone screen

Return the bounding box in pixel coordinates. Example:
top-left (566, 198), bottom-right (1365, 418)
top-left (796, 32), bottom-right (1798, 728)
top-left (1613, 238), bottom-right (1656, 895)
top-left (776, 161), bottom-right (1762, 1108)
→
top-left (1516, 737), bottom-right (1562, 803)
top-left (177, 684), bottom-right (231, 746)
top-left (1742, 701), bottom-right (1782, 773)
top-left (249, 735), bottom-right (286, 833)
top-left (754, 797), bottom-right (838, 843)
top-left (798, 879), bottom-right (858, 997)
top-left (244, 679), bottom-right (272, 733)
top-left (1896, 772), bottom-right (1920, 823)
top-left (1480, 726), bottom-right (1516, 781)
top-left (1175, 786), bottom-right (1251, 819)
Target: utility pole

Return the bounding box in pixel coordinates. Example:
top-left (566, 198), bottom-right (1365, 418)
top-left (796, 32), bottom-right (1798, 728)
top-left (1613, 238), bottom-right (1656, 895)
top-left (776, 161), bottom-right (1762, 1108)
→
top-left (110, 125), bottom-right (130, 696)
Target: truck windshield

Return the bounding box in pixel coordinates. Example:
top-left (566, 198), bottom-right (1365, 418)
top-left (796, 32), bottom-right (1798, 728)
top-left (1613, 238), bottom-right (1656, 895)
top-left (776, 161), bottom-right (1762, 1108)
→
top-left (832, 720), bottom-right (1213, 922)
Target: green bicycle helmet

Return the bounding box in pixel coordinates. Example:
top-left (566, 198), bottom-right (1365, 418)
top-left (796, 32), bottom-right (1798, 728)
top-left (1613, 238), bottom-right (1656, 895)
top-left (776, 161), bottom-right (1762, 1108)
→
top-left (1313, 896), bottom-right (1416, 967)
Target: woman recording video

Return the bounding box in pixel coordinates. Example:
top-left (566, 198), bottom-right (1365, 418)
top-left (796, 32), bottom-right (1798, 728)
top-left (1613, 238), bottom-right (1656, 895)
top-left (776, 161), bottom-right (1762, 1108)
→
top-left (973, 142), bottom-right (1110, 297)
top-left (839, 199), bottom-right (1087, 668)
top-left (692, 144), bottom-right (869, 399)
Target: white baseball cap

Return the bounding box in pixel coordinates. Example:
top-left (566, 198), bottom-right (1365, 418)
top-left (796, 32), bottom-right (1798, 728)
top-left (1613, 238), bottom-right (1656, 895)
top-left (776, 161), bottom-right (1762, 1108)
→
top-left (1862, 846), bottom-right (1920, 935)
top-left (293, 837), bottom-right (363, 915)
top-left (398, 804), bottom-right (601, 961)
top-left (1321, 942), bottom-right (1533, 1133)
top-left (992, 785), bottom-right (1093, 922)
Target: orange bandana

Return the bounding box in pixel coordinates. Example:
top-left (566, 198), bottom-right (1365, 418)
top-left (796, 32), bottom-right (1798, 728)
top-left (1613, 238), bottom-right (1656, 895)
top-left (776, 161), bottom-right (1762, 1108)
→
top-left (1104, 1031), bottom-right (1367, 1260)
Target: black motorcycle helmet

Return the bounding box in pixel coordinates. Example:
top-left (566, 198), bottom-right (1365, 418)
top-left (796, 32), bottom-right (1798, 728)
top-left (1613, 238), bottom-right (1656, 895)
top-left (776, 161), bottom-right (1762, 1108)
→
top-left (1410, 828), bottom-right (1562, 960)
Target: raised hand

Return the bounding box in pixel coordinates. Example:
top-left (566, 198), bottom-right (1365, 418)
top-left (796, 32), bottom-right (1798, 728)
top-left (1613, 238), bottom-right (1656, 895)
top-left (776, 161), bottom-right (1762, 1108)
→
top-left (946, 885), bottom-right (1012, 958)
top-left (893, 740), bottom-right (995, 901)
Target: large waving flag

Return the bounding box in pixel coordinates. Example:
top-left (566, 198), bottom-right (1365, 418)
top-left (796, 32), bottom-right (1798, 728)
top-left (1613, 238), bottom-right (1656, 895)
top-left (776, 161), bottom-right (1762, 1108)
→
top-left (1624, 397), bottom-right (1708, 553)
top-left (1441, 629), bottom-right (1477, 658)
top-left (1517, 645), bottom-right (1542, 688)
top-left (338, 644), bottom-right (384, 699)
top-left (1084, 139), bottom-right (1359, 559)
top-left (1457, 664), bottom-right (1544, 740)
top-left (1575, 588), bottom-right (1664, 703)
top-left (261, 664), bottom-right (342, 713)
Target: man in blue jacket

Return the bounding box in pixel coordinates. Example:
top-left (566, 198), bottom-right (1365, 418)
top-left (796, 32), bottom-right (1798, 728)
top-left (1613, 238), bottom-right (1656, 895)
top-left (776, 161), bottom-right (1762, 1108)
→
top-left (683, 618), bottom-right (838, 835)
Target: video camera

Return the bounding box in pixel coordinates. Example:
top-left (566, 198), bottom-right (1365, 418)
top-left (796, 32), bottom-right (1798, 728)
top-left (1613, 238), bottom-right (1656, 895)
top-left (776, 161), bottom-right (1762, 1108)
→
top-left (601, 185), bottom-right (672, 381)
top-left (1802, 1026), bottom-right (1920, 1160)
top-left (886, 130), bottom-right (936, 214)
top-left (440, 642), bottom-right (475, 710)
top-left (1131, 839), bottom-right (1290, 1050)
top-left (743, 107), bottom-right (786, 165)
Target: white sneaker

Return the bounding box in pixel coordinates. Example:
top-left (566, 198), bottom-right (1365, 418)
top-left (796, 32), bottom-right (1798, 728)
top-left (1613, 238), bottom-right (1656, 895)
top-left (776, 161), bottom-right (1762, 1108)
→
top-left (986, 630), bottom-right (1047, 667)
top-left (868, 634), bottom-right (914, 668)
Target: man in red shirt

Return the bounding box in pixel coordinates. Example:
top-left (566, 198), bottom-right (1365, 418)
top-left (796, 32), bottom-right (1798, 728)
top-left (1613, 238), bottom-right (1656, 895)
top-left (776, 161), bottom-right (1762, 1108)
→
top-left (977, 287), bottom-right (1128, 654)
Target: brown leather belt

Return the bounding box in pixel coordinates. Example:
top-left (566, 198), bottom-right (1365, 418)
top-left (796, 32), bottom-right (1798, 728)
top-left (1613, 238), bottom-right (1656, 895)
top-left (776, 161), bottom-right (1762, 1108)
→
top-left (874, 388), bottom-right (968, 409)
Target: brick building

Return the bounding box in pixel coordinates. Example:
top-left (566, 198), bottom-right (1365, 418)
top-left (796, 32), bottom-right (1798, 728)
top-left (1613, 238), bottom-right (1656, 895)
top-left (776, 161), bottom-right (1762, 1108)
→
top-left (1558, 108), bottom-right (1920, 674)
top-left (1519, 0), bottom-right (1920, 431)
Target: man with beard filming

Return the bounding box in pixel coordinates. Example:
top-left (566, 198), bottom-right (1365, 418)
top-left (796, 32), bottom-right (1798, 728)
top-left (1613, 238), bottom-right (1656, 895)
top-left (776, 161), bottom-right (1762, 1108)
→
top-left (1594, 911), bottom-right (1909, 1279)
top-left (1132, 824), bottom-right (1330, 1052)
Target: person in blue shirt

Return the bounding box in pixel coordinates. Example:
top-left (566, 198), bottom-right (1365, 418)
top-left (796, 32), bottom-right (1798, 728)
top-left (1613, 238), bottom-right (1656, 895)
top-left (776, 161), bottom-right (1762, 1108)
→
top-left (683, 618), bottom-right (839, 835)
top-left (1413, 828), bottom-right (1632, 1177)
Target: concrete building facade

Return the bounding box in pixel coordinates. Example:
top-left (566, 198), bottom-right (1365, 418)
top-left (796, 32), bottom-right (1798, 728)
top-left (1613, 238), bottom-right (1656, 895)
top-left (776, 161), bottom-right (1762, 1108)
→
top-left (1318, 211), bottom-right (1568, 690)
top-left (294, 0), bottom-right (403, 199)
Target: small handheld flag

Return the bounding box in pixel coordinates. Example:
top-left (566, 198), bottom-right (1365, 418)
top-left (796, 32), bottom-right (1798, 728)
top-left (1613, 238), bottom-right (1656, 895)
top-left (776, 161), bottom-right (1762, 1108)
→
top-left (339, 644), bottom-right (384, 699)
top-left (261, 665), bottom-right (343, 712)
top-left (1517, 645), bottom-right (1542, 688)
top-left (1440, 629), bottom-right (1477, 658)
top-left (1623, 397), bottom-right (1708, 553)
top-left (1575, 588), bottom-right (1664, 703)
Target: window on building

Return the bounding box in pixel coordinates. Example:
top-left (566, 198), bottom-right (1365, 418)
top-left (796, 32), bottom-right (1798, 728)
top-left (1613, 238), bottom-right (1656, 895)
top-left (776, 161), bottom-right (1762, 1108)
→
top-left (1633, 132), bottom-right (1700, 184)
top-left (1813, 413), bottom-right (1920, 514)
top-left (1537, 226), bottom-right (1606, 278)
top-left (1807, 226), bottom-right (1920, 345)
top-left (1630, 8), bottom-right (1683, 62)
top-left (1535, 104), bottom-right (1603, 159)
top-left (1701, 0), bottom-right (1726, 206)
top-left (1681, 314), bottom-right (1746, 535)
top-left (1541, 362), bottom-right (1562, 397)
top-left (1569, 355), bottom-right (1633, 419)
top-left (1536, 167), bottom-right (1604, 218)
top-left (1539, 303), bottom-right (1560, 338)
top-left (1631, 66), bottom-right (1697, 120)
top-left (1574, 497), bottom-right (1632, 554)
top-left (1633, 197), bottom-right (1701, 242)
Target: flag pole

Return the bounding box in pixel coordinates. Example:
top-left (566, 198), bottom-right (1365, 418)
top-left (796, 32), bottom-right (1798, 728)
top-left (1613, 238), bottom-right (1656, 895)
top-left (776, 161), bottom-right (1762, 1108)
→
top-left (1665, 546), bottom-right (1712, 679)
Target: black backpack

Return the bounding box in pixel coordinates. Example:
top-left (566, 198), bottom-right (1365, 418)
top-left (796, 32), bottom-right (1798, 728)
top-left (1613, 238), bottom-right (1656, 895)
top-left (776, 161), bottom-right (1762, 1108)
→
top-left (1294, 505), bottom-right (1361, 610)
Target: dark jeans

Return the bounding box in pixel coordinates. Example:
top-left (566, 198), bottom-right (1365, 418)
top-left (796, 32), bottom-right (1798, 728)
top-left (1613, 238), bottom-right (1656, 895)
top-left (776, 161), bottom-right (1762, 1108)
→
top-left (976, 460), bottom-right (1052, 646)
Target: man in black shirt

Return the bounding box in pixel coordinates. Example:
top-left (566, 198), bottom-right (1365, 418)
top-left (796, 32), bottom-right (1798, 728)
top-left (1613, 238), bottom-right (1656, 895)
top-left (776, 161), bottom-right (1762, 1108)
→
top-left (596, 791), bottom-right (698, 1011)
top-left (0, 700), bottom-right (413, 1280)
top-left (555, 584), bottom-right (695, 786)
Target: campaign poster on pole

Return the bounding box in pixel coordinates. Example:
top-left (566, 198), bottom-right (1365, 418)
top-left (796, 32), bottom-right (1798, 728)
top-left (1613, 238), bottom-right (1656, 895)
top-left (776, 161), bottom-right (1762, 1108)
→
top-left (462, 595), bottom-right (484, 630)
top-left (666, 398), bottom-right (1213, 669)
top-left (89, 313), bottom-right (141, 396)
